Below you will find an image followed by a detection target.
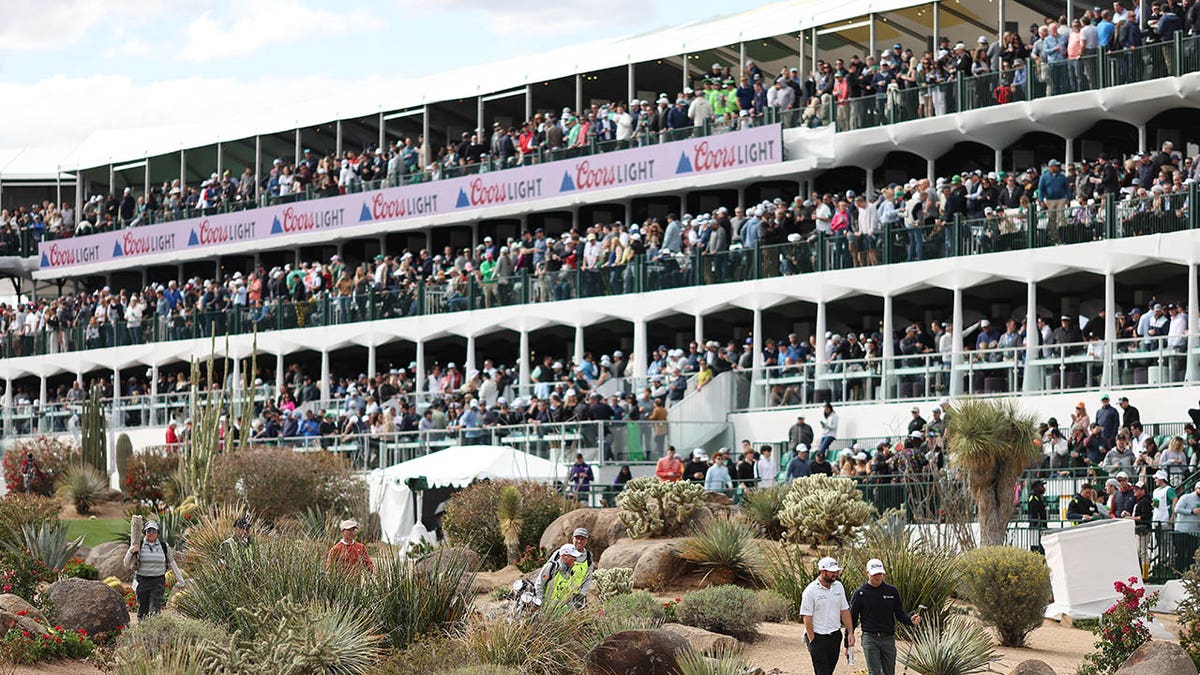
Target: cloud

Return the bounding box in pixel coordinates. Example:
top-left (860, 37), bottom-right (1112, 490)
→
top-left (104, 38), bottom-right (155, 60)
top-left (429, 0), bottom-right (648, 36)
top-left (177, 0), bottom-right (377, 62)
top-left (0, 0), bottom-right (112, 51)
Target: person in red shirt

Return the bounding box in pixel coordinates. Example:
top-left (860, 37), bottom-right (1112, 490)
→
top-left (655, 446), bottom-right (682, 481)
top-left (165, 420), bottom-right (180, 446)
top-left (325, 519), bottom-right (374, 573)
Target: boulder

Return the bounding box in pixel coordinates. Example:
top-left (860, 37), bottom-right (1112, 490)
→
top-left (598, 537), bottom-right (689, 589)
top-left (539, 508), bottom-right (627, 559)
top-left (414, 546), bottom-right (482, 574)
top-left (86, 541), bottom-right (133, 583)
top-left (1116, 640), bottom-right (1199, 675)
top-left (0, 594), bottom-right (46, 624)
top-left (584, 629), bottom-right (691, 675)
top-left (44, 578), bottom-right (129, 637)
top-left (659, 622), bottom-right (739, 655)
top-left (471, 565), bottom-right (524, 594)
top-left (1008, 659), bottom-right (1057, 675)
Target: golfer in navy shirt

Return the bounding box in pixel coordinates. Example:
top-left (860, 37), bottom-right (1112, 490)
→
top-left (849, 558), bottom-right (921, 675)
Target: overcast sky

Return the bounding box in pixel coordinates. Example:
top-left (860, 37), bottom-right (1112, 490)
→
top-left (0, 0), bottom-right (762, 155)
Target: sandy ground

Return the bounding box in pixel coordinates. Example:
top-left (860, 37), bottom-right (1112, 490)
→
top-left (56, 495), bottom-right (126, 522)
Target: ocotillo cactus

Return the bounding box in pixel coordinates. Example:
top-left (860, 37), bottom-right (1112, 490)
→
top-left (179, 331), bottom-right (226, 506)
top-left (80, 384), bottom-right (107, 472)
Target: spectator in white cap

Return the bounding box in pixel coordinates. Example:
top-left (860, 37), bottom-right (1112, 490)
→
top-left (849, 557), bottom-right (920, 675)
top-left (1152, 469), bottom-right (1177, 526)
top-left (325, 518), bottom-right (374, 573)
top-left (547, 528), bottom-right (594, 595)
top-left (535, 543), bottom-right (586, 607)
top-left (800, 556), bottom-right (854, 675)
top-left (124, 520), bottom-right (186, 620)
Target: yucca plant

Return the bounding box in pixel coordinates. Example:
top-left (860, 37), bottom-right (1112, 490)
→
top-left (765, 543), bottom-right (820, 620)
top-left (900, 615), bottom-right (997, 675)
top-left (675, 645), bottom-right (752, 675)
top-left (841, 539), bottom-right (963, 627)
top-left (740, 484), bottom-right (788, 540)
top-left (10, 521), bottom-right (83, 572)
top-left (57, 463), bottom-right (109, 515)
top-left (944, 398), bottom-right (1039, 546)
top-left (680, 516), bottom-right (764, 586)
top-left (496, 485), bottom-right (523, 567)
top-left (113, 651), bottom-right (212, 675)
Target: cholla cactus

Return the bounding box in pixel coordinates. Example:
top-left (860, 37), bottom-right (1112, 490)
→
top-left (778, 475), bottom-right (875, 547)
top-left (591, 567), bottom-right (634, 601)
top-left (616, 477), bottom-right (706, 538)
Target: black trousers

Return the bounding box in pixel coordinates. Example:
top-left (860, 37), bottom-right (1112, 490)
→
top-left (809, 630), bottom-right (843, 675)
top-left (135, 574), bottom-right (166, 620)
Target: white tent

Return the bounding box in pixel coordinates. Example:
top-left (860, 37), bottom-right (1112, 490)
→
top-left (366, 445), bottom-right (562, 544)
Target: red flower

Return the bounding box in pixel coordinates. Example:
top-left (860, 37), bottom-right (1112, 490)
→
top-left (16, 610), bottom-right (27, 616)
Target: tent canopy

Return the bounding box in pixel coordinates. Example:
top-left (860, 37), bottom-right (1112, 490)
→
top-left (367, 445), bottom-right (563, 544)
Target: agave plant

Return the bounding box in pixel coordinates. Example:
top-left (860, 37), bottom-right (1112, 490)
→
top-left (496, 485), bottom-right (523, 567)
top-left (680, 516), bottom-right (764, 586)
top-left (57, 463), bottom-right (109, 515)
top-left (12, 522), bottom-right (84, 572)
top-left (900, 615), bottom-right (997, 675)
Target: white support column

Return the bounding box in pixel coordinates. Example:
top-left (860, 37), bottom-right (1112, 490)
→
top-left (518, 330), bottom-right (530, 394)
top-left (74, 177), bottom-right (84, 230)
top-left (633, 319), bottom-right (648, 379)
top-left (815, 300), bottom-right (828, 379)
top-left (739, 42), bottom-right (747, 75)
top-left (110, 366), bottom-right (121, 476)
top-left (574, 325), bottom-right (585, 367)
top-left (422, 105), bottom-right (431, 169)
top-left (320, 349), bottom-right (330, 404)
top-left (1189, 263), bottom-right (1199, 382)
top-left (335, 120), bottom-right (343, 157)
top-left (995, 148), bottom-right (1003, 174)
top-left (476, 96), bottom-right (484, 135)
top-left (627, 63), bottom-right (635, 104)
top-left (575, 74), bottom-right (584, 114)
top-left (810, 29), bottom-right (818, 77)
top-left (525, 85), bottom-right (533, 121)
top-left (38, 376), bottom-right (47, 431)
top-left (1064, 137), bottom-right (1074, 166)
top-left (275, 351), bottom-right (284, 393)
top-left (143, 157), bottom-right (151, 200)
top-left (950, 288), bottom-right (964, 397)
top-left (932, 1), bottom-right (940, 50)
top-left (1138, 125), bottom-right (1148, 154)
top-left (864, 168), bottom-right (875, 200)
top-left (149, 362), bottom-right (159, 426)
top-left (465, 335), bottom-right (477, 377)
top-left (2, 378), bottom-right (11, 433)
top-left (216, 141), bottom-right (223, 177)
top-left (998, 0), bottom-right (1007, 45)
top-left (750, 307), bottom-right (764, 408)
top-left (798, 32), bottom-right (806, 80)
top-left (869, 13), bottom-right (877, 57)
top-left (1102, 272), bottom-right (1117, 387)
top-left (179, 149), bottom-right (186, 189)
top-left (416, 339), bottom-right (427, 398)
top-left (230, 354), bottom-right (242, 396)
top-left (254, 135), bottom-right (262, 200)
top-left (882, 294), bottom-right (895, 395)
top-left (694, 313), bottom-right (704, 346)
top-left (927, 158), bottom-right (936, 183)
top-left (367, 342), bottom-right (377, 378)
top-left (378, 112), bottom-right (385, 150)
top-left (1024, 280), bottom-right (1039, 393)
top-left (294, 127), bottom-right (301, 165)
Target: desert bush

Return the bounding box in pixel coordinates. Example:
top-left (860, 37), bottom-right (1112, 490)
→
top-left (616, 476), bottom-right (707, 538)
top-left (2, 436), bottom-right (73, 496)
top-left (900, 615), bottom-right (997, 675)
top-left (677, 585), bottom-right (763, 641)
top-left (210, 447), bottom-right (365, 523)
top-left (1178, 547), bottom-right (1200, 669)
top-left (112, 613), bottom-right (228, 668)
top-left (175, 533), bottom-right (474, 650)
top-left (459, 604), bottom-right (595, 675)
top-left (57, 463), bottom-right (109, 515)
top-left (675, 645), bottom-right (751, 675)
top-left (958, 546), bottom-right (1051, 647)
top-left (0, 549), bottom-right (54, 603)
top-left (778, 475), bottom-right (874, 546)
top-left (124, 449), bottom-right (179, 511)
top-left (372, 634), bottom-right (469, 674)
top-left (741, 484), bottom-right (789, 540)
top-left (840, 540), bottom-right (963, 628)
top-left (61, 558), bottom-right (99, 580)
top-left (601, 590), bottom-right (665, 623)
top-left (0, 494), bottom-right (60, 548)
top-left (680, 517), bottom-right (763, 586)
top-left (755, 590), bottom-right (790, 623)
top-left (441, 480), bottom-right (574, 569)
top-left (590, 566), bottom-right (634, 601)
top-left (174, 502), bottom-right (255, 564)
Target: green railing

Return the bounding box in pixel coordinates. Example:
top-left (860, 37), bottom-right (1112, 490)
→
top-left (3, 187), bottom-right (1198, 362)
top-left (827, 34), bottom-right (1199, 133)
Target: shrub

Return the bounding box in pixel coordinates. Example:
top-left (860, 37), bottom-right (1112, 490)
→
top-left (373, 634), bottom-right (469, 674)
top-left (741, 484), bottom-right (788, 540)
top-left (958, 546), bottom-right (1052, 647)
top-left (677, 585), bottom-right (763, 641)
top-left (900, 615), bottom-right (997, 675)
top-left (210, 447), bottom-right (365, 523)
top-left (112, 613), bottom-right (228, 669)
top-left (1178, 547), bottom-right (1200, 669)
top-left (680, 517), bottom-right (763, 586)
top-left (601, 590), bottom-right (664, 623)
top-left (0, 549), bottom-right (54, 602)
top-left (57, 463), bottom-right (109, 515)
top-left (616, 476), bottom-right (707, 538)
top-left (8, 522), bottom-right (82, 573)
top-left (441, 480), bottom-right (574, 570)
top-left (0, 622), bottom-right (95, 663)
top-left (514, 545), bottom-right (549, 574)
top-left (840, 540), bottom-right (963, 628)
top-left (778, 475), bottom-right (874, 546)
top-left (124, 449), bottom-right (179, 511)
top-left (1077, 577), bottom-right (1159, 675)
top-left (755, 590), bottom-right (790, 623)
top-left (61, 558), bottom-right (99, 580)
top-left (459, 604), bottom-right (595, 675)
top-left (591, 567), bottom-right (634, 602)
top-left (0, 494), bottom-right (60, 549)
top-left (675, 645), bottom-right (751, 675)
top-left (2, 437), bottom-right (73, 496)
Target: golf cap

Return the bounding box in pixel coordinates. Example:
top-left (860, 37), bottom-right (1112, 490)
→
top-left (867, 559), bottom-right (886, 575)
top-left (143, 522), bottom-right (159, 532)
top-left (339, 519), bottom-right (360, 530)
top-left (558, 544), bottom-right (582, 558)
top-left (1154, 470), bottom-right (1169, 481)
top-left (818, 556), bottom-right (842, 572)
top-left (572, 528), bottom-right (590, 539)
top-left (1116, 471), bottom-right (1129, 479)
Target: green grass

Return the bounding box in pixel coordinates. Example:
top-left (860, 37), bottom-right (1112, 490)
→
top-left (66, 518), bottom-right (125, 548)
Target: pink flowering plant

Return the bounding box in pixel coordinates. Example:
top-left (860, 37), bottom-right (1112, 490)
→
top-left (1077, 577), bottom-right (1159, 675)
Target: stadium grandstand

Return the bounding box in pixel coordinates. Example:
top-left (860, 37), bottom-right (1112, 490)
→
top-left (3, 0), bottom-right (1200, 559)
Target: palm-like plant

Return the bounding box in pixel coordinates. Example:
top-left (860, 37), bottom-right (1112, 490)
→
top-left (496, 485), bottom-right (523, 567)
top-left (57, 463), bottom-right (109, 515)
top-left (944, 398), bottom-right (1039, 547)
top-left (680, 517), bottom-right (764, 586)
top-left (900, 615), bottom-right (997, 675)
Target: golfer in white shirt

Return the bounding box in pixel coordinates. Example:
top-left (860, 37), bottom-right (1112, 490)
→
top-left (800, 556), bottom-right (855, 675)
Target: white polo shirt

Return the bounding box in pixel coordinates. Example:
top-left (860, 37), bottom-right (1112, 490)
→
top-left (800, 578), bottom-right (849, 635)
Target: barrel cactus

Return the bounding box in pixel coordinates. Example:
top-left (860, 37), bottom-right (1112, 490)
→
top-left (616, 477), bottom-right (706, 538)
